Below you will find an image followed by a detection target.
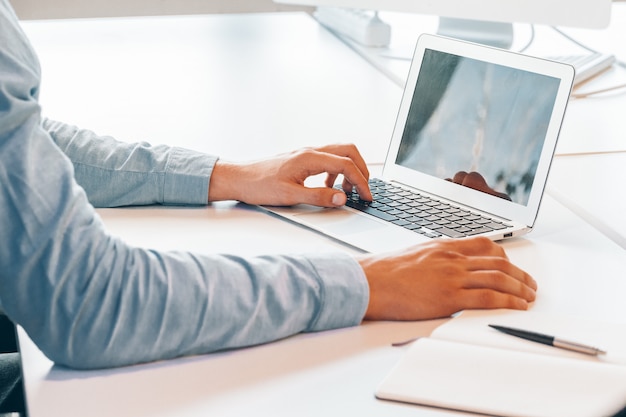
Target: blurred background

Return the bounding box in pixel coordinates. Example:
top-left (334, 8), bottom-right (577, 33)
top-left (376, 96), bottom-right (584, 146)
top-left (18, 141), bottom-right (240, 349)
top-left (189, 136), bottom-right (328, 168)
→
top-left (9, 0), bottom-right (313, 19)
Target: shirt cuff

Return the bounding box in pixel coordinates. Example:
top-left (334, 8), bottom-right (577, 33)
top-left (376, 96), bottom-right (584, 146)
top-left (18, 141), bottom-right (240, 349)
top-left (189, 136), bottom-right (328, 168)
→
top-left (163, 147), bottom-right (217, 205)
top-left (306, 252), bottom-right (369, 332)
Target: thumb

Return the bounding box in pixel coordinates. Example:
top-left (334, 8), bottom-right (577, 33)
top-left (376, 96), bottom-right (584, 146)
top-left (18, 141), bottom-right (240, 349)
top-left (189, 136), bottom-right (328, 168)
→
top-left (299, 187), bottom-right (347, 208)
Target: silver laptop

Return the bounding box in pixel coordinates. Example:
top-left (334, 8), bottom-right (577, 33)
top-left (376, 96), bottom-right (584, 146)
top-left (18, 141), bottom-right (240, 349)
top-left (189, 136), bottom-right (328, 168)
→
top-left (264, 34), bottom-right (574, 253)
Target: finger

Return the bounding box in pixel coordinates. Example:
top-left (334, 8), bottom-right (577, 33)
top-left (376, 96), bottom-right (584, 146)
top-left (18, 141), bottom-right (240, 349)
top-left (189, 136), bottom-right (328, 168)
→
top-left (324, 173), bottom-right (339, 189)
top-left (452, 171), bottom-right (468, 184)
top-left (345, 178), bottom-right (372, 202)
top-left (306, 151), bottom-right (372, 201)
top-left (322, 173), bottom-right (367, 202)
top-left (316, 144), bottom-right (372, 200)
top-left (463, 255), bottom-right (536, 289)
top-left (464, 269), bottom-right (537, 301)
top-left (431, 236), bottom-right (508, 259)
top-left (464, 252), bottom-right (537, 291)
top-left (458, 288), bottom-right (531, 311)
top-left (291, 186), bottom-right (347, 208)
top-left (462, 171), bottom-right (489, 189)
top-left (316, 144), bottom-right (370, 179)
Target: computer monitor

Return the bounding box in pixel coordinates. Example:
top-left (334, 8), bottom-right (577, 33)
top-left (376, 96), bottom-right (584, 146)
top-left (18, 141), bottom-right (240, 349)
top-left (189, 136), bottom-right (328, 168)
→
top-left (274, 0), bottom-right (611, 49)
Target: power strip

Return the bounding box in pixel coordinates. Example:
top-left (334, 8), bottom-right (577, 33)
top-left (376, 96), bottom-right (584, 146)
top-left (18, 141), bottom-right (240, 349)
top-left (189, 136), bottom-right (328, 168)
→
top-left (313, 7), bottom-right (391, 47)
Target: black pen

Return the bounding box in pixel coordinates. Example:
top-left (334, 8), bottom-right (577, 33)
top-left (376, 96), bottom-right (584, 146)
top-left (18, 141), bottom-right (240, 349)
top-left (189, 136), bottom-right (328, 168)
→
top-left (488, 324), bottom-right (607, 356)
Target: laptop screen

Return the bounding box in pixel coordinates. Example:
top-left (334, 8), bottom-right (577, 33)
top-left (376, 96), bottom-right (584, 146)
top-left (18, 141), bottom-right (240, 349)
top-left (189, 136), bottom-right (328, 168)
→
top-left (395, 48), bottom-right (561, 207)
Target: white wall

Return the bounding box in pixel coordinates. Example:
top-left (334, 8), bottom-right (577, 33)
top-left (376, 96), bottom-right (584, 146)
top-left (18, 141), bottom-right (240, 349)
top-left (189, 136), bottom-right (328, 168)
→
top-left (9, 0), bottom-right (313, 20)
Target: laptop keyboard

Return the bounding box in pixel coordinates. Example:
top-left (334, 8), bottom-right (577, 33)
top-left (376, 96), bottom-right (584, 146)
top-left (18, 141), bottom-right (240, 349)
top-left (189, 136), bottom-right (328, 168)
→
top-left (337, 178), bottom-right (512, 239)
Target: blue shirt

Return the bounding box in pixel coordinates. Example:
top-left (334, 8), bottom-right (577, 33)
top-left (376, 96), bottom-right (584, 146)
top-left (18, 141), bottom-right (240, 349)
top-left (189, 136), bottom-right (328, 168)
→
top-left (0, 0), bottom-right (368, 369)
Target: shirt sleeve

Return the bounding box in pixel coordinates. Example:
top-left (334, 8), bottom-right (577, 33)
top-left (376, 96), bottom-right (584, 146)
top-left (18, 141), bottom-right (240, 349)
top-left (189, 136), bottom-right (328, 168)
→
top-left (0, 0), bottom-right (369, 370)
top-left (42, 118), bottom-right (215, 207)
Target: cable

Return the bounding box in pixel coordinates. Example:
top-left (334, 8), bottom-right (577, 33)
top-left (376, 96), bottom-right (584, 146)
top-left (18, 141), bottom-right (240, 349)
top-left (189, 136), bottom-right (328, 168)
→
top-left (516, 24), bottom-right (535, 54)
top-left (549, 26), bottom-right (600, 54)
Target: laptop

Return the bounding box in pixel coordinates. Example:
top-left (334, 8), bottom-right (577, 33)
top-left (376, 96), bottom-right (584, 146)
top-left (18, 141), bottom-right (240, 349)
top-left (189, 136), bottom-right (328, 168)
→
top-left (264, 34), bottom-right (574, 253)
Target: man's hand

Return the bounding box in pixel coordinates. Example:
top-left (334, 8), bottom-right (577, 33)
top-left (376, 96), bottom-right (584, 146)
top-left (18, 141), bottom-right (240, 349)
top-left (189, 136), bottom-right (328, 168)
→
top-left (208, 144), bottom-right (372, 207)
top-left (447, 171), bottom-right (512, 201)
top-left (358, 236), bottom-right (536, 321)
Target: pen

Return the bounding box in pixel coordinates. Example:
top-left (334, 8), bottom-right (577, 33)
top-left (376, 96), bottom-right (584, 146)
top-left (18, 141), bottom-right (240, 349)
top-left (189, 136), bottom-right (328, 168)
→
top-left (488, 324), bottom-right (607, 356)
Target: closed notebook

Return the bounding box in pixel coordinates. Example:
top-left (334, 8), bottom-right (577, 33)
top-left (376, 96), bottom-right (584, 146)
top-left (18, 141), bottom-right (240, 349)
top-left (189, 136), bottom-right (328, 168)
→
top-left (375, 310), bottom-right (626, 417)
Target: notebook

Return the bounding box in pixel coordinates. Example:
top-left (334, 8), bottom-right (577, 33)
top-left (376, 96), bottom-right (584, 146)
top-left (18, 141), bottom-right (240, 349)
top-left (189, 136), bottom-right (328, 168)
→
top-left (264, 34), bottom-right (575, 253)
top-left (375, 310), bottom-right (626, 417)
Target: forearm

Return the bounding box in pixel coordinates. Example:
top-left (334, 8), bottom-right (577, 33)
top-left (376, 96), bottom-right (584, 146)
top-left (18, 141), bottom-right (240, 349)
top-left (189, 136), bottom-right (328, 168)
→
top-left (7, 234), bottom-right (368, 370)
top-left (1, 120), bottom-right (368, 370)
top-left (43, 118), bottom-right (216, 207)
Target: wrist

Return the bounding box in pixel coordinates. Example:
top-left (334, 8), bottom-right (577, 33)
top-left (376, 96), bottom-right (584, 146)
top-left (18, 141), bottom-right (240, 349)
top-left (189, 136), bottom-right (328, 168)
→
top-left (208, 160), bottom-right (242, 202)
top-left (357, 255), bottom-right (377, 320)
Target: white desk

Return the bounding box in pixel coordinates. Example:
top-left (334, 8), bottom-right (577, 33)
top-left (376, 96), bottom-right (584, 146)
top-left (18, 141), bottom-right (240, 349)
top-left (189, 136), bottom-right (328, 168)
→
top-left (18, 195), bottom-right (626, 417)
top-left (25, 12), bottom-right (402, 164)
top-left (547, 151), bottom-right (626, 249)
top-left (16, 10), bottom-right (626, 417)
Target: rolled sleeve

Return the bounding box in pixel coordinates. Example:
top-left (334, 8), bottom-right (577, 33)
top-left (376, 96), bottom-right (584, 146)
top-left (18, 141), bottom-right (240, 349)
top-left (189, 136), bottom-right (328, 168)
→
top-left (162, 146), bottom-right (215, 205)
top-left (43, 118), bottom-right (217, 207)
top-left (306, 253), bottom-right (369, 332)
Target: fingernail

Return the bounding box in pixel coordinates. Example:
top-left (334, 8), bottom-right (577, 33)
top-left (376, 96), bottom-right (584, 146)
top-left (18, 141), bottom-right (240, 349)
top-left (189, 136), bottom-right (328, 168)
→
top-left (332, 193), bottom-right (346, 206)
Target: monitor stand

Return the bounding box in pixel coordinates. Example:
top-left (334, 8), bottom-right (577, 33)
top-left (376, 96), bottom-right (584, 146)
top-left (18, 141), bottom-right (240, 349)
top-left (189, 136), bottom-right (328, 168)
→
top-left (437, 17), bottom-right (513, 49)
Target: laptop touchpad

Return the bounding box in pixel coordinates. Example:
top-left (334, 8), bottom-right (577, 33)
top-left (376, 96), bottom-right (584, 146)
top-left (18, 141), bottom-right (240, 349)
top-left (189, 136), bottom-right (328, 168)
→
top-left (295, 209), bottom-right (385, 235)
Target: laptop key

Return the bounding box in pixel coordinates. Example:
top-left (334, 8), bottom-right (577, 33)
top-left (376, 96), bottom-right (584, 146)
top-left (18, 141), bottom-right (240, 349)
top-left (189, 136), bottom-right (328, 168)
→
top-left (465, 226), bottom-right (495, 236)
top-left (482, 222), bottom-right (509, 230)
top-left (369, 202), bottom-right (393, 211)
top-left (392, 219), bottom-right (412, 227)
top-left (431, 227), bottom-right (466, 238)
top-left (347, 203), bottom-right (398, 222)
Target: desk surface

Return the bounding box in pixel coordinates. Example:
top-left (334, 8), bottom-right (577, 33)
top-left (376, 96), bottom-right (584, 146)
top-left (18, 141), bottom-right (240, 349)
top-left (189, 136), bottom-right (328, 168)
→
top-left (18, 194), bottom-right (626, 417)
top-left (24, 12), bottom-right (402, 164)
top-left (24, 5), bottom-right (626, 159)
top-left (16, 9), bottom-right (626, 417)
top-left (547, 151), bottom-right (626, 249)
